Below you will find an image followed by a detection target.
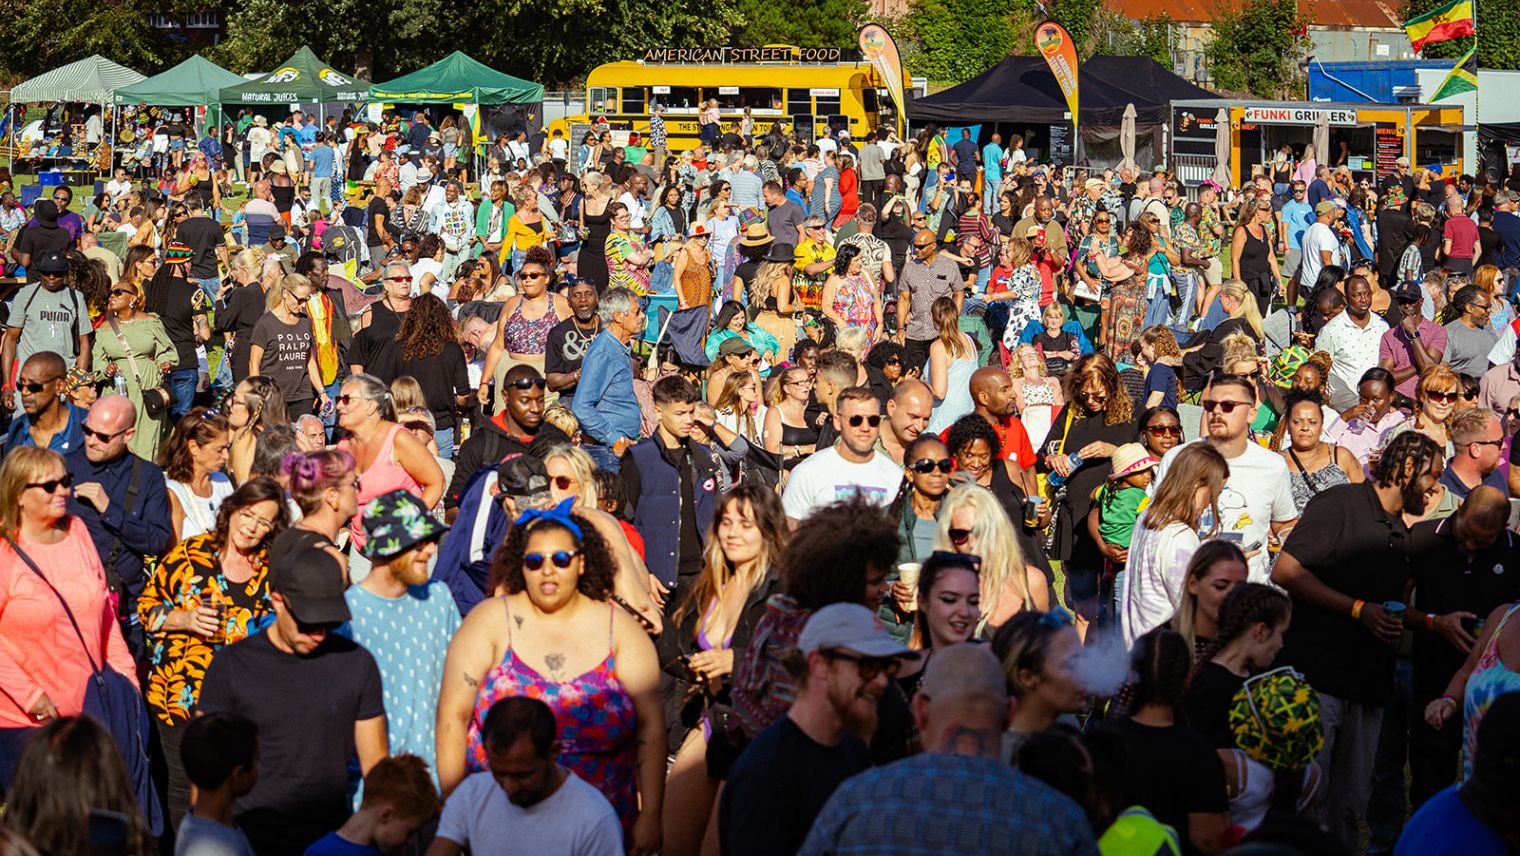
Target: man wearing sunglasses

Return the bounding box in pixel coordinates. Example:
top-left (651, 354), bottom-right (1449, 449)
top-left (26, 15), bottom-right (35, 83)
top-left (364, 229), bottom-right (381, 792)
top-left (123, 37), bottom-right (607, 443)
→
top-left (896, 228), bottom-right (962, 373)
top-left (446, 365), bottom-right (544, 519)
top-left (2, 249), bottom-right (91, 412)
top-left (1154, 373), bottom-right (1297, 585)
top-left (1439, 408), bottom-right (1507, 500)
top-left (783, 387), bottom-right (904, 524)
top-left (197, 544), bottom-right (387, 856)
top-left (65, 393), bottom-right (174, 660)
top-left (722, 602), bottom-right (914, 856)
top-left (1, 351), bottom-right (85, 454)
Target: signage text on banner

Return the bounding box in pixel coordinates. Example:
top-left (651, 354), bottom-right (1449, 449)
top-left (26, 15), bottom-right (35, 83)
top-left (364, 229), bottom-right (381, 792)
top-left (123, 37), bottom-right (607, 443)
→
top-left (1035, 21), bottom-right (1080, 134)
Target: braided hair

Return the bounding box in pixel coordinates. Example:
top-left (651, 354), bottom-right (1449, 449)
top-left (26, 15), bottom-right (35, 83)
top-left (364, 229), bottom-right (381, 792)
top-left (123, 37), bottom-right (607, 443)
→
top-left (1127, 628), bottom-right (1192, 715)
top-left (1195, 583), bottom-right (1292, 670)
top-left (1371, 429), bottom-right (1442, 490)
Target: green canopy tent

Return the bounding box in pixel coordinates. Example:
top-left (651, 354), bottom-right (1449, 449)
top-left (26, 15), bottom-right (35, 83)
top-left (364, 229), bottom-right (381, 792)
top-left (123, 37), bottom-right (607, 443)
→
top-left (219, 46), bottom-right (366, 107)
top-left (369, 51), bottom-right (544, 171)
top-left (114, 55), bottom-right (247, 131)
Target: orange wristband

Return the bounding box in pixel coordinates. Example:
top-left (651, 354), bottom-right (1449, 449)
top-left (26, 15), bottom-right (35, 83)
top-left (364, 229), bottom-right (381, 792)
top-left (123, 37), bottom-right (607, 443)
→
top-left (1352, 599), bottom-right (1366, 620)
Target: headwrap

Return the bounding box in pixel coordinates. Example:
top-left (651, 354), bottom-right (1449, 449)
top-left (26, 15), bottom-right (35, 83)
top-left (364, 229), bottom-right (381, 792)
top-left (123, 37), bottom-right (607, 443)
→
top-left (164, 241), bottom-right (193, 265)
top-left (1228, 666), bottom-right (1324, 772)
top-left (513, 497), bottom-right (583, 540)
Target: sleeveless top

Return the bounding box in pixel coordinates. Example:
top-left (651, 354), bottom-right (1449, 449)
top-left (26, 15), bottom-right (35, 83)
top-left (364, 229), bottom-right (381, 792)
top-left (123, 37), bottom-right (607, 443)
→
top-left (269, 181), bottom-right (295, 214)
top-left (1464, 603), bottom-right (1520, 778)
top-left (502, 297), bottom-right (558, 356)
top-left (832, 273), bottom-right (878, 341)
top-left (167, 473), bottom-right (235, 540)
top-left (582, 207), bottom-right (612, 258)
top-left (1018, 379), bottom-right (1058, 449)
top-left (466, 600), bottom-right (638, 833)
top-left (1238, 224), bottom-right (1272, 285)
top-left (341, 424), bottom-right (422, 551)
top-left (1287, 458), bottom-right (1353, 515)
top-left (677, 249), bottom-right (714, 309)
top-left (926, 339), bottom-right (979, 434)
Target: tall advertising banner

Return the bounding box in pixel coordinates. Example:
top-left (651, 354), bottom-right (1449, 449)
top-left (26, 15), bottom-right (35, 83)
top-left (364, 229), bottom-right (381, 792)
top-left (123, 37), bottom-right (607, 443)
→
top-left (858, 24), bottom-right (907, 138)
top-left (1035, 21), bottom-right (1080, 134)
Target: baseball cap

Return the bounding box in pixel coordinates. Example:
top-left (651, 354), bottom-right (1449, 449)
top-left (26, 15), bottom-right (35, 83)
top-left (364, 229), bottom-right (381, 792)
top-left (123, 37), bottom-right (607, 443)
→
top-left (717, 336), bottom-right (754, 357)
top-left (1391, 281), bottom-right (1424, 304)
top-left (267, 223), bottom-right (287, 240)
top-left (32, 250), bottom-right (69, 275)
top-left (271, 545), bottom-right (350, 624)
top-left (498, 454), bottom-right (551, 500)
top-left (798, 603), bottom-right (915, 658)
top-left (361, 489), bottom-right (449, 560)
top-left (1314, 200), bottom-right (1338, 216)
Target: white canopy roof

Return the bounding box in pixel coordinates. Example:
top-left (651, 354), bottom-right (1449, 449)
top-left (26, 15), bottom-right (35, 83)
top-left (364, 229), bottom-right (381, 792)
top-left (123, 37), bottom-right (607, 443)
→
top-left (11, 55), bottom-right (146, 105)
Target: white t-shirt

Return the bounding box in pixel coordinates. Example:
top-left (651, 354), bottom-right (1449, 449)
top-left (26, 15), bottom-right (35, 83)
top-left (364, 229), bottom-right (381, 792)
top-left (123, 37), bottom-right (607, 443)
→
top-left (1155, 440), bottom-right (1297, 583)
top-left (410, 257), bottom-right (446, 301)
top-left (1299, 221), bottom-right (1340, 286)
top-left (548, 138), bottom-right (570, 161)
top-left (1120, 518), bottom-right (1202, 649)
top-left (816, 137), bottom-right (839, 156)
top-left (781, 446), bottom-right (903, 520)
top-left (437, 770), bottom-right (622, 856)
top-left (618, 191), bottom-right (646, 231)
top-left (106, 178), bottom-right (134, 203)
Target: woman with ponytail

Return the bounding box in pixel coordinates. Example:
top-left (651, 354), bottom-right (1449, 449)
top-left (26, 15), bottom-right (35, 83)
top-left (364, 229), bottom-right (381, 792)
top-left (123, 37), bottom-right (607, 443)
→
top-left (1185, 583), bottom-right (1292, 749)
top-left (1100, 628), bottom-right (1230, 855)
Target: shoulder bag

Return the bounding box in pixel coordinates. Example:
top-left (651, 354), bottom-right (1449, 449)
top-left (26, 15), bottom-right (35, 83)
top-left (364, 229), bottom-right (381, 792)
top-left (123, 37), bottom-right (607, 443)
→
top-left (107, 316), bottom-right (176, 418)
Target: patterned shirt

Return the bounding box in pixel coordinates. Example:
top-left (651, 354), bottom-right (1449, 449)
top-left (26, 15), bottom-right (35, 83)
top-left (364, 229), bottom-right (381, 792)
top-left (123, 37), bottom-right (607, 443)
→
top-left (1174, 221), bottom-right (1206, 262)
top-left (799, 753), bottom-right (1100, 856)
top-left (606, 231), bottom-right (651, 295)
top-left (139, 534), bottom-right (273, 724)
top-left (840, 232), bottom-right (890, 285)
top-left (1199, 205), bottom-right (1224, 258)
top-left (649, 113), bottom-right (667, 149)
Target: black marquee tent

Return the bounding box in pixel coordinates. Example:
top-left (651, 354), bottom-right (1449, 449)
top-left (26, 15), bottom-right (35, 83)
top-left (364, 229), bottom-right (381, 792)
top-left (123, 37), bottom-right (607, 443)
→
top-left (909, 55), bottom-right (1215, 127)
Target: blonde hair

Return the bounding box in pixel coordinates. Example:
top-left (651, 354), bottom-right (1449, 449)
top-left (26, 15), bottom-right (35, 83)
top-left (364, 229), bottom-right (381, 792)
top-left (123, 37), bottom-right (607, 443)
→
top-left (389, 377), bottom-right (427, 415)
top-left (1008, 344), bottom-right (1044, 379)
top-left (1221, 331), bottom-right (1259, 372)
top-left (544, 444), bottom-right (599, 508)
top-left (1221, 279), bottom-right (1264, 339)
top-left (264, 273), bottom-right (310, 313)
top-left (835, 326), bottom-right (870, 358)
top-left (230, 248), bottom-right (264, 277)
top-left (541, 404), bottom-right (579, 438)
top-left (0, 447), bottom-right (66, 537)
top-left (933, 484), bottom-right (1029, 636)
top-left (1006, 236), bottom-right (1033, 267)
top-left (1139, 325), bottom-right (1182, 361)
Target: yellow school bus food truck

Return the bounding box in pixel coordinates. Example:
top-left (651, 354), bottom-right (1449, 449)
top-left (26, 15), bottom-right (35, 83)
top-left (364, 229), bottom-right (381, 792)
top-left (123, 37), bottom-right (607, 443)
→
top-left (548, 46), bottom-right (889, 151)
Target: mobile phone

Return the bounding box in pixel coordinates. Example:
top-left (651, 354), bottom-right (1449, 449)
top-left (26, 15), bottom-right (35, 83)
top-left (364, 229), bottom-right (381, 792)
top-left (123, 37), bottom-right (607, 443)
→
top-left (1218, 531), bottom-right (1244, 544)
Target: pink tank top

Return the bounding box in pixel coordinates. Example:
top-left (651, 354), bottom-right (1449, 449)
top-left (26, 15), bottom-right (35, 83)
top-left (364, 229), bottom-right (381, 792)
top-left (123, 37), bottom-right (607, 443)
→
top-left (341, 424), bottom-right (422, 548)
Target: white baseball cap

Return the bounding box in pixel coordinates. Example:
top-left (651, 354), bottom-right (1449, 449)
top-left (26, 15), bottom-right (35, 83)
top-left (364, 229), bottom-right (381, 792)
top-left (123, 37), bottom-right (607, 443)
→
top-left (799, 603), bottom-right (915, 658)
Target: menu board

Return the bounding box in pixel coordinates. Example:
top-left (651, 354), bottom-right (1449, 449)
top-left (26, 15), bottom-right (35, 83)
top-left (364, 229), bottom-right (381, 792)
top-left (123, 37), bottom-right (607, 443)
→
top-left (1375, 124), bottom-right (1403, 179)
top-left (1171, 106), bottom-right (1218, 156)
top-left (1049, 122), bottom-right (1074, 165)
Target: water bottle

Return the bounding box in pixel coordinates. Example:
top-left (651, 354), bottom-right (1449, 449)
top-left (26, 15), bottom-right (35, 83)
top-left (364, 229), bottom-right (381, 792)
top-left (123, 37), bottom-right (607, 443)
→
top-left (113, 375), bottom-right (128, 396)
top-left (1047, 454), bottom-right (1083, 489)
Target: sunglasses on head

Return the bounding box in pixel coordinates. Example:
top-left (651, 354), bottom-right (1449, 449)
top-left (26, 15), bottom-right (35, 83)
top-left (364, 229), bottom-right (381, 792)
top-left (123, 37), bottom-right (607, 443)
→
top-left (508, 377), bottom-right (548, 390)
top-left (822, 650), bottom-right (901, 681)
top-left (908, 457), bottom-right (953, 474)
top-left (1145, 424), bottom-right (1183, 438)
top-left (25, 474), bottom-right (73, 493)
top-left (1201, 398), bottom-right (1250, 413)
top-left (20, 376), bottom-right (62, 394)
top-left (523, 549), bottom-right (580, 571)
top-left (847, 414), bottom-right (882, 427)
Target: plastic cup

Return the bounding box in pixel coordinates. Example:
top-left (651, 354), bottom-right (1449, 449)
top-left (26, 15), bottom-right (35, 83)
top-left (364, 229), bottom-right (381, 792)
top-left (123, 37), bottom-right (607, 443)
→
top-left (1382, 601), bottom-right (1406, 623)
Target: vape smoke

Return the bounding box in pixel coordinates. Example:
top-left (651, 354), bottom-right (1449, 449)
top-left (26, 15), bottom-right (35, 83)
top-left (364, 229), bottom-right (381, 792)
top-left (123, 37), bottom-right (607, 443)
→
top-left (1070, 630), bottom-right (1133, 698)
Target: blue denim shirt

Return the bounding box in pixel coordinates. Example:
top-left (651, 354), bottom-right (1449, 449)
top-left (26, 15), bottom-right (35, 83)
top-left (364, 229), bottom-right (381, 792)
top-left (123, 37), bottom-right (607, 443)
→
top-left (571, 330), bottom-right (641, 445)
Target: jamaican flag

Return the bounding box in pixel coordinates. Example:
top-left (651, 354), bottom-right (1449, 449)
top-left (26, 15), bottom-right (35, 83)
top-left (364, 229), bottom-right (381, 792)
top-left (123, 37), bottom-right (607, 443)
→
top-left (1432, 48), bottom-right (1478, 101)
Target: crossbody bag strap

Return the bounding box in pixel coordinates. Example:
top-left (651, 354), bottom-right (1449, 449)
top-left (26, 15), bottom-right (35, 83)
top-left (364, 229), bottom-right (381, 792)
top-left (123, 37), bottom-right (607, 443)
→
top-left (106, 316), bottom-right (148, 388)
top-left (102, 456), bottom-right (145, 598)
top-left (3, 534), bottom-right (103, 677)
top-left (1286, 447), bottom-right (1322, 495)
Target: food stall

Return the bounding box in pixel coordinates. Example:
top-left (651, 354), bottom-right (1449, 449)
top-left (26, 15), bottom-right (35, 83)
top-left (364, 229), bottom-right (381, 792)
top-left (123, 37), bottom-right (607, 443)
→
top-left (1169, 98), bottom-right (1465, 189)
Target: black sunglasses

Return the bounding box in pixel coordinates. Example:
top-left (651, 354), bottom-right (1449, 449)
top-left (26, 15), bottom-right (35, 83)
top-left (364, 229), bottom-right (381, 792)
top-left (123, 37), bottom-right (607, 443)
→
top-left (25, 474), bottom-right (73, 492)
top-left (908, 458), bottom-right (953, 474)
top-left (948, 527), bottom-right (972, 545)
top-left (1201, 399), bottom-right (1251, 413)
top-left (524, 549), bottom-right (579, 571)
top-left (823, 650), bottom-right (901, 681)
top-left (20, 376), bottom-right (63, 394)
top-left (847, 414), bottom-right (883, 427)
top-left (82, 424), bottom-right (128, 442)
top-left (509, 377), bottom-right (548, 390)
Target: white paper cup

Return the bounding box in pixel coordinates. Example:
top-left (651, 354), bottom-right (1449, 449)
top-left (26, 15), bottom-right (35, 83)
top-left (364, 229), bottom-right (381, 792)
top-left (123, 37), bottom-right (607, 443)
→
top-left (896, 562), bottom-right (922, 590)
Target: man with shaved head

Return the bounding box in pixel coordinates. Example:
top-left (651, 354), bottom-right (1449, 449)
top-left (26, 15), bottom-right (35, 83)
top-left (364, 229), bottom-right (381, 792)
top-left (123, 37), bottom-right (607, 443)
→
top-left (800, 643), bottom-right (1097, 854)
top-left (65, 393), bottom-right (175, 658)
top-left (944, 366), bottom-right (1037, 495)
top-left (879, 379), bottom-right (933, 466)
top-left (2, 351), bottom-right (85, 453)
top-left (896, 228), bottom-right (963, 373)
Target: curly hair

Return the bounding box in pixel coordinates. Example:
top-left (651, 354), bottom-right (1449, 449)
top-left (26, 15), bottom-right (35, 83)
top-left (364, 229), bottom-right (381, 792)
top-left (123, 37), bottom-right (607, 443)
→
top-left (1064, 353), bottom-right (1132, 426)
top-left (211, 476), bottom-right (291, 549)
top-left (781, 495), bottom-right (898, 610)
top-left (864, 340), bottom-right (905, 373)
top-left (944, 413), bottom-right (1001, 460)
top-left (159, 408), bottom-right (231, 482)
top-left (396, 293), bottom-right (457, 361)
top-left (489, 512), bottom-right (616, 601)
top-left (1126, 628), bottom-right (1193, 714)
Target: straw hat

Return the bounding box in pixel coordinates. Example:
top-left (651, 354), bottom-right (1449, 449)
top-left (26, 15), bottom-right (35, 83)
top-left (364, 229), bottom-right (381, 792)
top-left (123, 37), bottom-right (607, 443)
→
top-left (739, 222), bottom-right (774, 247)
top-left (268, 159), bottom-right (287, 175)
top-left (1107, 443), bottom-right (1159, 481)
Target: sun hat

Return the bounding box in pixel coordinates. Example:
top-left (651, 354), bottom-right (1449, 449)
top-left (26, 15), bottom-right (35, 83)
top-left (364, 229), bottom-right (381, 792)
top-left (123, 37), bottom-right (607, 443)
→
top-left (1084, 178), bottom-right (1106, 191)
top-left (739, 222), bottom-right (774, 247)
top-left (1107, 443), bottom-right (1159, 481)
top-left (268, 159), bottom-right (287, 174)
top-left (360, 489), bottom-right (449, 560)
top-left (164, 242), bottom-right (194, 265)
top-left (687, 222), bottom-right (710, 238)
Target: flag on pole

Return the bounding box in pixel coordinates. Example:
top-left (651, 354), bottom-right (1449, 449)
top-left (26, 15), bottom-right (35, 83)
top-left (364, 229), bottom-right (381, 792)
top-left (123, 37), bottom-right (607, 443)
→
top-left (1431, 47), bottom-right (1478, 100)
top-left (1403, 0), bottom-right (1475, 52)
top-left (1035, 21), bottom-right (1080, 133)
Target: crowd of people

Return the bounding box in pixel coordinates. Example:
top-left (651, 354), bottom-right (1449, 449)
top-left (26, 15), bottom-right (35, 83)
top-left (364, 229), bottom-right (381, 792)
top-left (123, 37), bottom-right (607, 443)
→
top-left (0, 105), bottom-right (1519, 856)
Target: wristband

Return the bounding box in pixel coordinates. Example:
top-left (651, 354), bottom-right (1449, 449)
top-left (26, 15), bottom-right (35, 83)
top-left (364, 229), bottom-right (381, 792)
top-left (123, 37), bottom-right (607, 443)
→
top-left (1352, 599), bottom-right (1366, 620)
top-left (1425, 613), bottom-right (1435, 630)
top-left (1439, 695), bottom-right (1457, 709)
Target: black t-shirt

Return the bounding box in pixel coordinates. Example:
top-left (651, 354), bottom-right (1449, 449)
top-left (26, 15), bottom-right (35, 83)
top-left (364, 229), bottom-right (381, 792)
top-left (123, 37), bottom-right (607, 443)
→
top-left (176, 216), bottom-right (223, 278)
top-left (1479, 225), bottom-right (1502, 262)
top-left (366, 197), bottom-right (389, 245)
top-left (1099, 717), bottom-right (1228, 856)
top-left (720, 716), bottom-right (871, 856)
top-left (1376, 208), bottom-right (1415, 279)
top-left (196, 631), bottom-right (384, 856)
top-left (1407, 519), bottom-right (1520, 696)
top-left (398, 342), bottom-right (470, 430)
top-left (267, 527), bottom-right (337, 569)
top-left (215, 282), bottom-right (265, 383)
top-left (152, 274), bottom-right (209, 370)
top-left (1184, 662), bottom-right (1247, 749)
top-left (1279, 481), bottom-right (1411, 704)
top-left (351, 300), bottom-right (405, 374)
top-left (251, 313), bottom-right (314, 404)
top-left (543, 317), bottom-right (599, 404)
top-left (14, 224), bottom-right (73, 280)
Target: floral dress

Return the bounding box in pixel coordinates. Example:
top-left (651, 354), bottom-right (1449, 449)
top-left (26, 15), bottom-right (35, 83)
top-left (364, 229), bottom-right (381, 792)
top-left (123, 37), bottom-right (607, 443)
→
top-left (832, 272), bottom-right (879, 341)
top-left (1005, 264), bottom-right (1044, 342)
top-left (466, 600), bottom-right (638, 834)
top-left (1100, 274), bottom-right (1146, 364)
top-left (138, 533), bottom-right (273, 725)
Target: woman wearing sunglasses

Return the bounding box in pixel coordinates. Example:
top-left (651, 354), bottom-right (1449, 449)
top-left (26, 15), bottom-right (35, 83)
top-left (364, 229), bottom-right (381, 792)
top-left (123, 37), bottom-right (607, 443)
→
top-left (438, 502), bottom-right (665, 853)
top-left (271, 449), bottom-right (357, 576)
top-left (935, 482), bottom-right (1048, 637)
top-left (93, 270), bottom-right (176, 460)
top-left (657, 485), bottom-right (787, 856)
top-left (1378, 364), bottom-right (1460, 460)
top-left (477, 246), bottom-right (571, 412)
top-left (138, 477), bottom-right (288, 828)
top-left (0, 447), bottom-right (138, 781)
top-left (1139, 405), bottom-right (1184, 460)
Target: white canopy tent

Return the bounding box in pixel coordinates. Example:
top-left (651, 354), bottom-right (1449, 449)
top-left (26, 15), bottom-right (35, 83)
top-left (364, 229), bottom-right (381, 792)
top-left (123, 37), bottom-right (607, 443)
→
top-left (7, 55), bottom-right (145, 169)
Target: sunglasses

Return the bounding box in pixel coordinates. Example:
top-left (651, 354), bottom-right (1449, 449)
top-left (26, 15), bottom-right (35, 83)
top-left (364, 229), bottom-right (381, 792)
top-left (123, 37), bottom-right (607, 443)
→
top-left (20, 376), bottom-right (62, 394)
top-left (823, 650), bottom-right (901, 681)
top-left (25, 474), bottom-right (73, 493)
top-left (1145, 424), bottom-right (1183, 438)
top-left (1426, 390), bottom-right (1460, 403)
top-left (1507, 408), bottom-right (1520, 418)
top-left (385, 275), bottom-right (413, 283)
top-left (913, 241), bottom-right (935, 249)
top-left (523, 550), bottom-right (580, 571)
top-left (109, 288), bottom-right (135, 298)
top-left (520, 271), bottom-right (548, 279)
top-left (1201, 399), bottom-right (1251, 413)
top-left (82, 424), bottom-right (128, 442)
top-left (908, 458), bottom-right (953, 474)
top-left (847, 414), bottom-right (883, 427)
top-left (508, 377), bottom-right (548, 390)
top-left (551, 475), bottom-right (576, 491)
top-left (948, 527), bottom-right (972, 545)
top-left (335, 394), bottom-right (372, 407)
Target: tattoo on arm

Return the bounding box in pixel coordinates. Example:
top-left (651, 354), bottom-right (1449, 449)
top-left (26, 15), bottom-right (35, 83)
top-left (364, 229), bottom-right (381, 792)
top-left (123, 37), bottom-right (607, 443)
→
top-left (462, 673), bottom-right (479, 688)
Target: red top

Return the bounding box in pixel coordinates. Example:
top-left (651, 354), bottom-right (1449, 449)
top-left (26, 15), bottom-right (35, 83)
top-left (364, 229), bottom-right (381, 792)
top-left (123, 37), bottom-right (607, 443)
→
top-left (1443, 214), bottom-right (1479, 259)
top-left (938, 413), bottom-right (1037, 469)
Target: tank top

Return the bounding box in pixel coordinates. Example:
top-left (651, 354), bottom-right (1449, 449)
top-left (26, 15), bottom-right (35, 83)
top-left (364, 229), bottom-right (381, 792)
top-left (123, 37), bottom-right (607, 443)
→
top-left (677, 248), bottom-right (714, 309)
top-left (269, 181), bottom-right (295, 214)
top-left (1463, 603), bottom-right (1520, 778)
top-left (167, 474), bottom-right (235, 540)
top-left (502, 296), bottom-right (559, 355)
top-left (1238, 223), bottom-right (1272, 284)
top-left (342, 424), bottom-right (422, 550)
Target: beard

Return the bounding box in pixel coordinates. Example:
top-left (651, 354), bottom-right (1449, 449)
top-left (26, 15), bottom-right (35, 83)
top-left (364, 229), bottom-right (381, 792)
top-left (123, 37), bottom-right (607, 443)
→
top-left (828, 679), bottom-right (880, 736)
top-left (1401, 479), bottom-right (1429, 516)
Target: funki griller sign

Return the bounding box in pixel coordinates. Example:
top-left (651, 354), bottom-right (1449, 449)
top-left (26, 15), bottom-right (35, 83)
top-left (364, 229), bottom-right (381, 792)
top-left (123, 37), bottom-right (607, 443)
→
top-left (1241, 106), bottom-right (1358, 126)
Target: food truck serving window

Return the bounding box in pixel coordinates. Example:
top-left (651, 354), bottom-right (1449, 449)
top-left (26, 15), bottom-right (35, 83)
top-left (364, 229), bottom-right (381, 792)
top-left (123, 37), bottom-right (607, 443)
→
top-left (621, 87), bottom-right (646, 115)
top-left (651, 86), bottom-right (701, 111)
top-left (714, 87), bottom-right (782, 111)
